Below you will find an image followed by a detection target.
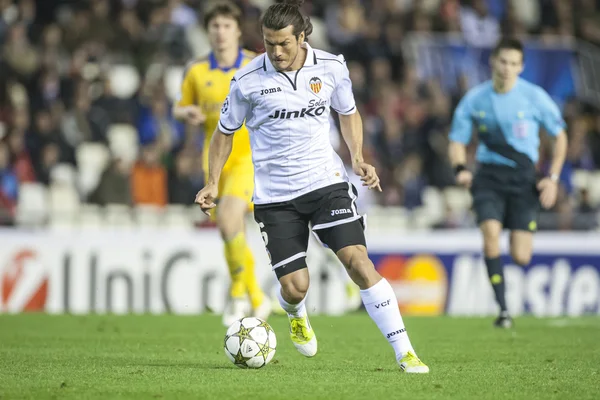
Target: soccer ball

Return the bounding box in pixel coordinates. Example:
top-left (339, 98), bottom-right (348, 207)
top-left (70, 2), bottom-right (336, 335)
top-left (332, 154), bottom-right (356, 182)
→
top-left (224, 317), bottom-right (277, 369)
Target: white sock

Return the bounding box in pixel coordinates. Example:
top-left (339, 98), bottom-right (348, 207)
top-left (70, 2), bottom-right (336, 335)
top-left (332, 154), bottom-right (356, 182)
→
top-left (360, 278), bottom-right (414, 361)
top-left (277, 288), bottom-right (307, 318)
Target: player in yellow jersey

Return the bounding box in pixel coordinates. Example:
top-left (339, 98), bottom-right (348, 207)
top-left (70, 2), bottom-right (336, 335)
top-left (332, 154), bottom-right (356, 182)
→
top-left (173, 1), bottom-right (270, 326)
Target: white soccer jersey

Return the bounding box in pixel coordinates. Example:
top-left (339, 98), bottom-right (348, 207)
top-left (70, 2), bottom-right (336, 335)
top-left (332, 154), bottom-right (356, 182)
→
top-left (217, 42), bottom-right (357, 205)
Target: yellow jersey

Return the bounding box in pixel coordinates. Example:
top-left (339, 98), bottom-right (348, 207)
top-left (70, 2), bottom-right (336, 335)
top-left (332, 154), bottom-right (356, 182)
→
top-left (177, 49), bottom-right (255, 172)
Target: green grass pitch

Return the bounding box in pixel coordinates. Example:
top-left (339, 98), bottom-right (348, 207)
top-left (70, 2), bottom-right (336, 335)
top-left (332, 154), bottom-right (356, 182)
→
top-left (0, 314), bottom-right (598, 399)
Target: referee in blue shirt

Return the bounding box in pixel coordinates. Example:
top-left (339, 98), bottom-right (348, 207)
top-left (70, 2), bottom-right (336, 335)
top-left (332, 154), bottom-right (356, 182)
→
top-left (448, 38), bottom-right (568, 328)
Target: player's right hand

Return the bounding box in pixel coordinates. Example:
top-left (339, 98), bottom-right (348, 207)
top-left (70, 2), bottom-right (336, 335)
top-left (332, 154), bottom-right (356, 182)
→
top-left (194, 183), bottom-right (218, 216)
top-left (184, 105), bottom-right (206, 126)
top-left (456, 170), bottom-right (473, 188)
top-left (353, 161), bottom-right (382, 192)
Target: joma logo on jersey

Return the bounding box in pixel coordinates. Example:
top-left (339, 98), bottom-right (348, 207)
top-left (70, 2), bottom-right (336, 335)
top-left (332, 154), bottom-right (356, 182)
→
top-left (269, 106), bottom-right (326, 119)
top-left (330, 208), bottom-right (352, 217)
top-left (260, 87), bottom-right (282, 95)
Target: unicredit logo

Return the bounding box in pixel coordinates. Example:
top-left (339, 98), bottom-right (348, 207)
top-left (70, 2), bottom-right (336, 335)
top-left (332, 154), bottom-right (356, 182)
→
top-left (1, 250), bottom-right (48, 312)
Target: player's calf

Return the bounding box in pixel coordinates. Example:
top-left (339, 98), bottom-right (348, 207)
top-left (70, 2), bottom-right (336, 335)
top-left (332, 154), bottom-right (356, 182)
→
top-left (337, 245), bottom-right (429, 372)
top-left (336, 245), bottom-right (381, 289)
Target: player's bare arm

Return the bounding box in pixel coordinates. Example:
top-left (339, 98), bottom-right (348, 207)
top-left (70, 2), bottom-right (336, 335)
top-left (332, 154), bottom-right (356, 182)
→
top-left (448, 140), bottom-right (473, 188)
top-left (537, 130), bottom-right (568, 209)
top-left (173, 104), bottom-right (206, 126)
top-left (338, 111), bottom-right (382, 192)
top-left (194, 127), bottom-right (234, 214)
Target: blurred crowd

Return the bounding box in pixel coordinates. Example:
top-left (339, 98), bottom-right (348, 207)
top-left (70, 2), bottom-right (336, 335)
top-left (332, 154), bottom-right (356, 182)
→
top-left (1, 0), bottom-right (599, 230)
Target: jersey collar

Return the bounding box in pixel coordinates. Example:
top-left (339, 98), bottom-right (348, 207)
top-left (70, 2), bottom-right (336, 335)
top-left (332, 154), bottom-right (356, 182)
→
top-left (209, 48), bottom-right (244, 72)
top-left (262, 42), bottom-right (317, 72)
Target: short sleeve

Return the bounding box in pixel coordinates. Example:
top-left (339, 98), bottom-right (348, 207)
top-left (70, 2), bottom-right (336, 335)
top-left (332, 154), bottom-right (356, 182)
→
top-left (449, 95), bottom-right (474, 144)
top-left (535, 88), bottom-right (566, 137)
top-left (218, 78), bottom-right (251, 135)
top-left (176, 67), bottom-right (196, 107)
top-left (330, 55), bottom-right (356, 115)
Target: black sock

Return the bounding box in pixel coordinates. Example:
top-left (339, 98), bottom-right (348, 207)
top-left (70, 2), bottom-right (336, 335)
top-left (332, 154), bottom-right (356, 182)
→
top-left (485, 256), bottom-right (507, 312)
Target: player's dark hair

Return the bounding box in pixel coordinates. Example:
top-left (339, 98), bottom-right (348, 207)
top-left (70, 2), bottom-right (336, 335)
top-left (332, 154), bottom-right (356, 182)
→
top-left (492, 38), bottom-right (525, 61)
top-left (260, 0), bottom-right (313, 39)
top-left (203, 1), bottom-right (242, 30)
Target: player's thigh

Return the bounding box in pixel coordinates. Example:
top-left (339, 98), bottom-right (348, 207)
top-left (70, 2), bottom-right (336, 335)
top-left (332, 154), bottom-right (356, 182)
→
top-left (313, 219), bottom-right (366, 256)
top-left (215, 195), bottom-right (247, 238)
top-left (471, 183), bottom-right (506, 228)
top-left (220, 165), bottom-right (254, 210)
top-left (254, 203), bottom-right (310, 280)
top-left (505, 184), bottom-right (539, 233)
top-left (308, 182), bottom-right (366, 252)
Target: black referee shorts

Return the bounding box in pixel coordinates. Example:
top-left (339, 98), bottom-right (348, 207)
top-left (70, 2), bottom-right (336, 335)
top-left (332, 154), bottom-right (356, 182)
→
top-left (471, 163), bottom-right (540, 232)
top-left (254, 182), bottom-right (366, 279)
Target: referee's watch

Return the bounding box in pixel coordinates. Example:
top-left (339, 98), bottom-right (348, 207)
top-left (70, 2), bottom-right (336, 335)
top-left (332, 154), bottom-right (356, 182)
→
top-left (549, 173), bottom-right (559, 182)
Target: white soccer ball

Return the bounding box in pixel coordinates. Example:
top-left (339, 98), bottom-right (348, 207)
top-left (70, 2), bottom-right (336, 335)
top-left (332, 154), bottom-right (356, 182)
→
top-left (224, 317), bottom-right (277, 369)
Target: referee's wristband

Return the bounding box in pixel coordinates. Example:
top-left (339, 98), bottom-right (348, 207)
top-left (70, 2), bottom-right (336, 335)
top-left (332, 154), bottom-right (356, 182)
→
top-left (454, 164), bottom-right (467, 176)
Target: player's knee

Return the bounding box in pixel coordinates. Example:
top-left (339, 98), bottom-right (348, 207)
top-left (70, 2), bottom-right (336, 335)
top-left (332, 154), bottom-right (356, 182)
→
top-left (216, 211), bottom-right (244, 240)
top-left (279, 273), bottom-right (309, 303)
top-left (482, 235), bottom-right (501, 257)
top-left (511, 250), bottom-right (531, 267)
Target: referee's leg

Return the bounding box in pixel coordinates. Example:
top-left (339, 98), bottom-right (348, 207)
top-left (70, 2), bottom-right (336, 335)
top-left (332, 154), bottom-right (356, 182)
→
top-left (506, 186), bottom-right (539, 267)
top-left (473, 186), bottom-right (511, 326)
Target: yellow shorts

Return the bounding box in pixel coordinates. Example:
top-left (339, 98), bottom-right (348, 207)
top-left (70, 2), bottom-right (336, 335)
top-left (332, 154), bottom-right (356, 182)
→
top-left (209, 163), bottom-right (254, 221)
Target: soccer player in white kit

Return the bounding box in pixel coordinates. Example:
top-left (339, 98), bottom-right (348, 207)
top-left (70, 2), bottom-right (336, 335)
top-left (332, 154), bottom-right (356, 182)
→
top-left (195, 0), bottom-right (429, 373)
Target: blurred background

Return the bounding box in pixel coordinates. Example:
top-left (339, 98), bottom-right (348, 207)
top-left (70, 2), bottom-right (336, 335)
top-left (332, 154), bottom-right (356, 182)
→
top-left (1, 0), bottom-right (599, 232)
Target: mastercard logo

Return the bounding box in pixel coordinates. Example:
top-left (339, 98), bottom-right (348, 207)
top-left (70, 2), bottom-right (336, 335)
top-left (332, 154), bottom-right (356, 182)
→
top-left (376, 254), bottom-right (448, 316)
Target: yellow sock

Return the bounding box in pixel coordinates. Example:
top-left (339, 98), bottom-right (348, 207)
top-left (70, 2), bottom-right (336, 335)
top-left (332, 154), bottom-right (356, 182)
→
top-left (242, 245), bottom-right (265, 309)
top-left (224, 233), bottom-right (247, 299)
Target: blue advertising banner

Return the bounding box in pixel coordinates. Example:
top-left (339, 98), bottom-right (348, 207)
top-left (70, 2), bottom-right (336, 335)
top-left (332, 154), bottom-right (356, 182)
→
top-left (370, 251), bottom-right (600, 317)
top-left (410, 36), bottom-right (578, 107)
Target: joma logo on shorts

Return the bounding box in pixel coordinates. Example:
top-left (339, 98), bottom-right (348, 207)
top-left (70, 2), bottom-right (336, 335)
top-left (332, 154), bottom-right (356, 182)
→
top-left (330, 208), bottom-right (352, 217)
top-left (386, 328), bottom-right (406, 339)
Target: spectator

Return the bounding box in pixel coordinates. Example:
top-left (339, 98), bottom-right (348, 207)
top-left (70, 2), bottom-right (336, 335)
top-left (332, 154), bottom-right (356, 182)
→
top-left (131, 143), bottom-right (167, 206)
top-left (0, 140), bottom-right (18, 224)
top-left (90, 158), bottom-right (133, 206)
top-left (6, 130), bottom-right (36, 183)
top-left (459, 0), bottom-right (500, 47)
top-left (168, 150), bottom-right (195, 205)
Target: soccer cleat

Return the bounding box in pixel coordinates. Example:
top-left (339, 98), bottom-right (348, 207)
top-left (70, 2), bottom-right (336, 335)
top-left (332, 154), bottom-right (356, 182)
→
top-left (222, 297), bottom-right (249, 327)
top-left (398, 351), bottom-right (430, 373)
top-left (494, 311), bottom-right (513, 329)
top-left (288, 315), bottom-right (318, 357)
top-left (253, 297), bottom-right (273, 321)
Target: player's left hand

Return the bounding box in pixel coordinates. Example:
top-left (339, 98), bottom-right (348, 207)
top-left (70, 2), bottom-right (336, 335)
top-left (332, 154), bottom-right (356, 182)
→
top-left (353, 161), bottom-right (382, 192)
top-left (537, 178), bottom-right (558, 209)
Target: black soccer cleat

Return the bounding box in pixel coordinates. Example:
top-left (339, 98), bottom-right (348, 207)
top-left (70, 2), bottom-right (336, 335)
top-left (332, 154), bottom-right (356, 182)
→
top-left (494, 311), bottom-right (513, 329)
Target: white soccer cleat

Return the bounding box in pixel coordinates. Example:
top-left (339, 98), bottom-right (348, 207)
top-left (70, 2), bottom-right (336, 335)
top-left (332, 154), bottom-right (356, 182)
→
top-left (222, 298), bottom-right (249, 327)
top-left (288, 315), bottom-right (318, 357)
top-left (398, 351), bottom-right (430, 373)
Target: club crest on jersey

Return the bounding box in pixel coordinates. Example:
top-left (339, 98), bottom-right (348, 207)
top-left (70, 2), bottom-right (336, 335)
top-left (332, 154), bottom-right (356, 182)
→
top-left (309, 77), bottom-right (322, 94)
top-left (221, 96), bottom-right (229, 114)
